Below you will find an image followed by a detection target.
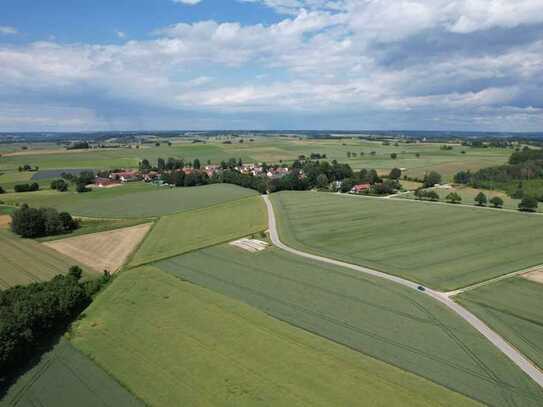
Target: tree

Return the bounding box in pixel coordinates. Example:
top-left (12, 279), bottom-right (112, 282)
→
top-left (423, 171), bottom-right (442, 188)
top-left (454, 170), bottom-right (471, 184)
top-left (390, 153), bottom-right (398, 159)
top-left (316, 173), bottom-right (329, 189)
top-left (489, 196), bottom-right (504, 208)
top-left (474, 192), bottom-right (487, 206)
top-left (426, 191), bottom-right (440, 201)
top-left (518, 196), bottom-right (538, 212)
top-left (10, 205), bottom-right (78, 238)
top-left (51, 179), bottom-right (68, 192)
top-left (193, 158), bottom-right (201, 169)
top-left (415, 153), bottom-right (420, 158)
top-left (446, 192), bottom-right (462, 204)
top-left (389, 168), bottom-right (402, 180)
top-left (157, 158), bottom-right (166, 171)
top-left (139, 159), bottom-right (151, 171)
top-left (0, 186), bottom-right (4, 194)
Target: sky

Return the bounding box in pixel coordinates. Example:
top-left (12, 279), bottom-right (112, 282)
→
top-left (0, 0), bottom-right (542, 132)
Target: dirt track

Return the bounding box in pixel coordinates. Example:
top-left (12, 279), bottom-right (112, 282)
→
top-left (523, 270), bottom-right (543, 284)
top-left (0, 215), bottom-right (11, 229)
top-left (44, 223), bottom-right (151, 273)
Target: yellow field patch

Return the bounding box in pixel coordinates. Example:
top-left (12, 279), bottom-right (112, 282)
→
top-left (44, 223), bottom-right (152, 273)
top-left (0, 215), bottom-right (10, 229)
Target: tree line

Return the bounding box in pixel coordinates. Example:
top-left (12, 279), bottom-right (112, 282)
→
top-left (10, 204), bottom-right (79, 238)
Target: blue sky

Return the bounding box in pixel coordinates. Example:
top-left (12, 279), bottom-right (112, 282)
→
top-left (1, 0), bottom-right (542, 132)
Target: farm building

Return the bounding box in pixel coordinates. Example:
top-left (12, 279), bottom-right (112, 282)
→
top-left (110, 171), bottom-right (140, 183)
top-left (95, 177), bottom-right (121, 188)
top-left (351, 184), bottom-right (370, 194)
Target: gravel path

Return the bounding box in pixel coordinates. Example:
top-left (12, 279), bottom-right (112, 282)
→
top-left (262, 194), bottom-right (543, 389)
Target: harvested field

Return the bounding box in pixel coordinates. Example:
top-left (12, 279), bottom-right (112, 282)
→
top-left (229, 238), bottom-right (269, 252)
top-left (70, 266), bottom-right (481, 407)
top-left (45, 223), bottom-right (151, 273)
top-left (0, 230), bottom-right (85, 289)
top-left (457, 278), bottom-right (543, 370)
top-left (156, 245), bottom-right (543, 407)
top-left (1, 338), bottom-right (143, 407)
top-left (271, 191), bottom-right (543, 290)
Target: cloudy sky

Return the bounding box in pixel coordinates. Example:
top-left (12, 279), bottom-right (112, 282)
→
top-left (1, 0), bottom-right (542, 132)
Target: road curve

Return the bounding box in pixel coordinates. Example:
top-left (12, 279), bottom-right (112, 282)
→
top-left (262, 194), bottom-right (543, 389)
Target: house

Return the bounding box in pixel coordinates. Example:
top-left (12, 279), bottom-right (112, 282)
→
top-left (95, 177), bottom-right (121, 188)
top-left (143, 171), bottom-right (159, 182)
top-left (110, 170), bottom-right (140, 183)
top-left (350, 184), bottom-right (370, 194)
top-left (266, 167), bottom-right (290, 178)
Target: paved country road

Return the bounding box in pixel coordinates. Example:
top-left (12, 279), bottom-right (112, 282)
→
top-left (262, 194), bottom-right (543, 389)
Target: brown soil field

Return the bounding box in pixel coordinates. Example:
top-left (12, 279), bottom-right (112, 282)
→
top-left (44, 223), bottom-right (152, 273)
top-left (0, 215), bottom-right (10, 229)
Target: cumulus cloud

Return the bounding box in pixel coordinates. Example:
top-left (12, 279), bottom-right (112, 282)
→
top-left (0, 1), bottom-right (542, 130)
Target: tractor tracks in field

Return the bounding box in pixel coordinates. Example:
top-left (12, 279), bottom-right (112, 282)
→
top-left (262, 194), bottom-right (543, 389)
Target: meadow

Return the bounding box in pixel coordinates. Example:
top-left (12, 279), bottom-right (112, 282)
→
top-left (69, 265), bottom-right (481, 407)
top-left (0, 230), bottom-right (87, 289)
top-left (271, 191), bottom-right (543, 290)
top-left (0, 137), bottom-right (510, 192)
top-left (0, 183), bottom-right (258, 218)
top-left (155, 244), bottom-right (543, 407)
top-left (457, 278), bottom-right (543, 370)
top-left (0, 339), bottom-right (144, 407)
top-left (130, 196), bottom-right (267, 266)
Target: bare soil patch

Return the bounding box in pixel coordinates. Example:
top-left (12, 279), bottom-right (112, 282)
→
top-left (523, 269), bottom-right (543, 285)
top-left (44, 223), bottom-right (151, 273)
top-left (0, 215), bottom-right (11, 229)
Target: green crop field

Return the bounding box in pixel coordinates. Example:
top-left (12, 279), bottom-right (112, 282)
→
top-left (130, 196), bottom-right (267, 266)
top-left (156, 244), bottom-right (543, 407)
top-left (1, 338), bottom-right (143, 407)
top-left (0, 230), bottom-right (86, 289)
top-left (271, 191), bottom-right (543, 290)
top-left (69, 265), bottom-right (481, 407)
top-left (0, 183), bottom-right (258, 218)
top-left (457, 278), bottom-right (543, 370)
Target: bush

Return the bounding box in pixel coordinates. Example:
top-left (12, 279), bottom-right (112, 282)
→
top-left (14, 183), bottom-right (40, 193)
top-left (390, 153), bottom-right (398, 159)
top-left (10, 204), bottom-right (79, 238)
top-left (489, 196), bottom-right (504, 208)
top-left (446, 192), bottom-right (462, 204)
top-left (518, 196), bottom-right (538, 212)
top-left (0, 186), bottom-right (4, 194)
top-left (474, 192), bottom-right (487, 206)
top-left (423, 171), bottom-right (442, 188)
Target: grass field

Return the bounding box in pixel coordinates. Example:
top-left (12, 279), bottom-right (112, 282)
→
top-left (457, 278), bottom-right (543, 370)
top-left (271, 191), bottom-right (543, 290)
top-left (0, 230), bottom-right (87, 289)
top-left (155, 244), bottom-right (543, 407)
top-left (0, 338), bottom-right (144, 407)
top-left (0, 183), bottom-right (258, 218)
top-left (69, 265), bottom-right (482, 407)
top-left (130, 196), bottom-right (267, 266)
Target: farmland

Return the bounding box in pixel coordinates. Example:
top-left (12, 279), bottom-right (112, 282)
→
top-left (45, 223), bottom-right (151, 273)
top-left (155, 244), bottom-right (543, 407)
top-left (130, 196), bottom-right (266, 266)
top-left (270, 191), bottom-right (543, 290)
top-left (0, 183), bottom-right (259, 218)
top-left (457, 278), bottom-right (543, 370)
top-left (1, 339), bottom-right (144, 407)
top-left (0, 230), bottom-right (87, 289)
top-left (69, 265), bottom-right (481, 407)
top-left (0, 137), bottom-right (510, 193)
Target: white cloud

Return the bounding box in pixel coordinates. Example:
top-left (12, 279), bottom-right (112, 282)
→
top-left (116, 31), bottom-right (126, 39)
top-left (173, 0), bottom-right (202, 5)
top-left (0, 26), bottom-right (17, 35)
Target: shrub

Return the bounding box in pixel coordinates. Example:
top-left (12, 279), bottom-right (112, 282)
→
top-left (474, 192), bottom-right (487, 206)
top-left (14, 183), bottom-right (40, 193)
top-left (0, 186), bottom-right (4, 194)
top-left (51, 179), bottom-right (69, 192)
top-left (446, 192), bottom-right (462, 204)
top-left (518, 196), bottom-right (538, 212)
top-left (423, 171), bottom-right (442, 188)
top-left (489, 196), bottom-right (504, 208)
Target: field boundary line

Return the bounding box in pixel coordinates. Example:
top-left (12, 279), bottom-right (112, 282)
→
top-left (262, 194), bottom-right (543, 389)
top-left (445, 264), bottom-right (543, 297)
